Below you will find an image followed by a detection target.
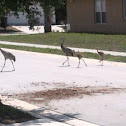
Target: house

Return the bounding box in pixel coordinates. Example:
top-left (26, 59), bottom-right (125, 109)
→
top-left (67, 0), bottom-right (126, 34)
top-left (7, 5), bottom-right (56, 25)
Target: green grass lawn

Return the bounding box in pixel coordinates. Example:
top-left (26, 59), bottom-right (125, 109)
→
top-left (1, 44), bottom-right (126, 63)
top-left (0, 32), bottom-right (126, 52)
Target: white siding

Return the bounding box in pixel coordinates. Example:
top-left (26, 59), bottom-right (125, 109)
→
top-left (7, 12), bottom-right (28, 25)
top-left (7, 5), bottom-right (56, 25)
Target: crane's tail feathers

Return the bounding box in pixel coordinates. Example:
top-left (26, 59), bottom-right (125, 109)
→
top-left (14, 56), bottom-right (16, 62)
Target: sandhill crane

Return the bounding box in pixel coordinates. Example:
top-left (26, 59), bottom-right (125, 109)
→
top-left (61, 38), bottom-right (74, 66)
top-left (97, 49), bottom-right (104, 66)
top-left (74, 51), bottom-right (87, 68)
top-left (0, 48), bottom-right (16, 72)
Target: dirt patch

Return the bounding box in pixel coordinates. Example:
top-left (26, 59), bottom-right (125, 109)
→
top-left (10, 86), bottom-right (126, 104)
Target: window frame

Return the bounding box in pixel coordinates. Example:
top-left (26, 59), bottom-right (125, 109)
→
top-left (95, 0), bottom-right (107, 24)
top-left (123, 0), bottom-right (126, 18)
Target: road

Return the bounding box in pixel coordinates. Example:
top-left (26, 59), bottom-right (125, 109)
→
top-left (0, 49), bottom-right (126, 126)
top-left (0, 49), bottom-right (126, 94)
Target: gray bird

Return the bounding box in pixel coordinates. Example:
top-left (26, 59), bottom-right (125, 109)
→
top-left (74, 51), bottom-right (87, 68)
top-left (61, 38), bottom-right (74, 66)
top-left (0, 48), bottom-right (16, 72)
top-left (97, 49), bottom-right (104, 66)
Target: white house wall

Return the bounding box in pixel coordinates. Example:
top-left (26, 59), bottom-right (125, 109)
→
top-left (7, 5), bottom-right (56, 25)
top-left (7, 12), bottom-right (28, 25)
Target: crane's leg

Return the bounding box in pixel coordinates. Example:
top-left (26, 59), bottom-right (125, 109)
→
top-left (1, 59), bottom-right (6, 72)
top-left (62, 56), bottom-right (70, 66)
top-left (77, 59), bottom-right (80, 68)
top-left (101, 57), bottom-right (103, 66)
top-left (10, 60), bottom-right (15, 71)
top-left (99, 56), bottom-right (103, 66)
top-left (99, 56), bottom-right (103, 63)
top-left (82, 59), bottom-right (87, 67)
top-left (67, 57), bottom-right (70, 66)
top-left (100, 56), bottom-right (104, 63)
top-left (99, 57), bottom-right (102, 62)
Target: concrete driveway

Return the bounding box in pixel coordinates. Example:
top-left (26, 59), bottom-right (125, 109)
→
top-left (12, 25), bottom-right (65, 34)
top-left (0, 49), bottom-right (126, 126)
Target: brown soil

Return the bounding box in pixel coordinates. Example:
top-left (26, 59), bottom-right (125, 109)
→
top-left (11, 86), bottom-right (126, 104)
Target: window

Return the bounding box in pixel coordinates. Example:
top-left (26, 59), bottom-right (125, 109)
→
top-left (95, 0), bottom-right (106, 23)
top-left (123, 0), bottom-right (126, 18)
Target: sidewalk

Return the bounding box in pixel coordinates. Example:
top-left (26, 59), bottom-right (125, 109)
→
top-left (0, 95), bottom-right (99, 126)
top-left (0, 40), bottom-right (126, 57)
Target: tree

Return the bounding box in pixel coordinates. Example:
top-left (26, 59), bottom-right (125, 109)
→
top-left (38, 0), bottom-right (66, 32)
top-left (55, 0), bottom-right (66, 25)
top-left (0, 0), bottom-right (66, 32)
top-left (0, 0), bottom-right (40, 30)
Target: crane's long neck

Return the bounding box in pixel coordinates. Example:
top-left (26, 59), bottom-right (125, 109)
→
top-left (61, 40), bottom-right (65, 50)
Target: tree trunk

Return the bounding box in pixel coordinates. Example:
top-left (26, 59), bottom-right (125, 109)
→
top-left (44, 12), bottom-right (52, 33)
top-left (0, 17), bottom-right (7, 30)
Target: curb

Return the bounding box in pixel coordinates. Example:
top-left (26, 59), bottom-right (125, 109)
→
top-left (0, 95), bottom-right (100, 126)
